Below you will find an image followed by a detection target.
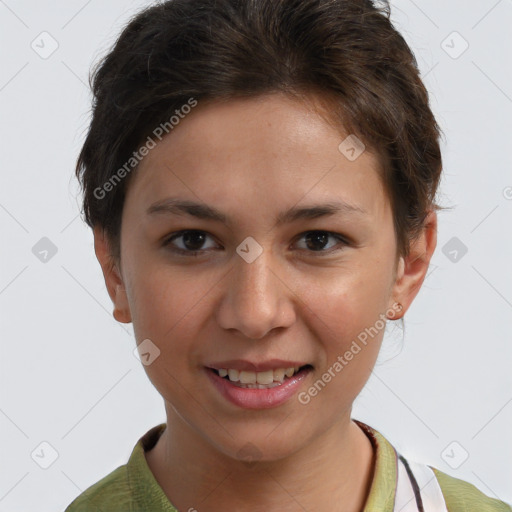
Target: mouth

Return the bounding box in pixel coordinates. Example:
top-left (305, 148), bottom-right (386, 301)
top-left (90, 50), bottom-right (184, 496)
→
top-left (206, 363), bottom-right (313, 409)
top-left (207, 364), bottom-right (313, 389)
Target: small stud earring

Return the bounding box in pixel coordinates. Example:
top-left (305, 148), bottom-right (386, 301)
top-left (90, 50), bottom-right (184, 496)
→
top-left (387, 302), bottom-right (403, 319)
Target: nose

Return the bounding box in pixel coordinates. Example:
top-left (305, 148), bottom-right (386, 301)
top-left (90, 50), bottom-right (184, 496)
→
top-left (215, 247), bottom-right (296, 339)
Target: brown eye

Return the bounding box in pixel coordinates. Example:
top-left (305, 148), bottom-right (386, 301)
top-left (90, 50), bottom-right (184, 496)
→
top-left (294, 231), bottom-right (348, 254)
top-left (180, 231), bottom-right (207, 251)
top-left (164, 230), bottom-right (219, 256)
top-left (304, 231), bottom-right (330, 251)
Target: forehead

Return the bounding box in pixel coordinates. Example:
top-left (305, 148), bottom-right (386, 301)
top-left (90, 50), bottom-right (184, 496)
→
top-left (125, 92), bottom-right (390, 223)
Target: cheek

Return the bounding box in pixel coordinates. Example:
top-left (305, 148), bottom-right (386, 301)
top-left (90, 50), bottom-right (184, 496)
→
top-left (126, 264), bottom-right (225, 367)
top-left (128, 263), bottom-right (207, 334)
top-left (297, 259), bottom-right (392, 338)
top-left (296, 286), bottom-right (385, 418)
top-left (293, 259), bottom-right (392, 390)
top-left (125, 267), bottom-right (214, 405)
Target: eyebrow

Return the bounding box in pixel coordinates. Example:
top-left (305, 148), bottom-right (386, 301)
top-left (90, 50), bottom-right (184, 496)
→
top-left (146, 197), bottom-right (367, 227)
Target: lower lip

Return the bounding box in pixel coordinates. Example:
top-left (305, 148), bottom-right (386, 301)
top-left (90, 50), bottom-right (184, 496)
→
top-left (206, 367), bottom-right (312, 409)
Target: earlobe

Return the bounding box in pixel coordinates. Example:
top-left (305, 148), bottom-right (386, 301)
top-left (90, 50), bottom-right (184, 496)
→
top-left (93, 226), bottom-right (132, 324)
top-left (389, 210), bottom-right (437, 318)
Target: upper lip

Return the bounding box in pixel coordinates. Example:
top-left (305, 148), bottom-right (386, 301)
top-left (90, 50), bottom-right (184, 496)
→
top-left (206, 359), bottom-right (310, 372)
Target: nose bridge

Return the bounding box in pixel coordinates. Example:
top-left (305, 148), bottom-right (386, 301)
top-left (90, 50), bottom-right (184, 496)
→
top-left (216, 243), bottom-right (294, 339)
top-left (235, 248), bottom-right (273, 301)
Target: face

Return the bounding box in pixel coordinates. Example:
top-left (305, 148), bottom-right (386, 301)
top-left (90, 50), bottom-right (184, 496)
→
top-left (95, 92), bottom-right (436, 462)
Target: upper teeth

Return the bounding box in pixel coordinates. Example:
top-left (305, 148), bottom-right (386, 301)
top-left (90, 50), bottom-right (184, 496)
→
top-left (217, 367), bottom-right (300, 384)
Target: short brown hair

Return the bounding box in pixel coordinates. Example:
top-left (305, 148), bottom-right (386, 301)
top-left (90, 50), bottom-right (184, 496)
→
top-left (76, 0), bottom-right (443, 263)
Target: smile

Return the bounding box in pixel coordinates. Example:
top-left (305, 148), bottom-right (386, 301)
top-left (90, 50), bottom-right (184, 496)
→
top-left (206, 365), bottom-right (313, 408)
top-left (215, 366), bottom-right (303, 388)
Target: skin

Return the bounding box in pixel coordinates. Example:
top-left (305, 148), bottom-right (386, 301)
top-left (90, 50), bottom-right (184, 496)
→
top-left (94, 91), bottom-right (437, 512)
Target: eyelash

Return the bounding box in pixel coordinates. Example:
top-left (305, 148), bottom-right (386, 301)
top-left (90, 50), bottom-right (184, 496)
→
top-left (162, 230), bottom-right (350, 257)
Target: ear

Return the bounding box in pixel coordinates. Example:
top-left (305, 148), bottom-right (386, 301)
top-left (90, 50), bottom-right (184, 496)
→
top-left (93, 226), bottom-right (132, 324)
top-left (388, 210), bottom-right (437, 318)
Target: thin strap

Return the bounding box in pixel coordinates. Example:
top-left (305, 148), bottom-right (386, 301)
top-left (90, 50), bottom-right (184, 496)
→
top-left (405, 459), bottom-right (449, 512)
top-left (394, 455), bottom-right (449, 512)
top-left (394, 455), bottom-right (421, 511)
top-left (399, 455), bottom-right (424, 511)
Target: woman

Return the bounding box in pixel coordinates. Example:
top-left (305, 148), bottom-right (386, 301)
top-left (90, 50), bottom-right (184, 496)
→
top-left (65, 0), bottom-right (511, 510)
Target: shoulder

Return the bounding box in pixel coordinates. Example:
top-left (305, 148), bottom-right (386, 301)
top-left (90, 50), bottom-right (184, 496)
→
top-left (64, 464), bottom-right (134, 512)
top-left (64, 423), bottom-right (170, 512)
top-left (431, 466), bottom-right (512, 511)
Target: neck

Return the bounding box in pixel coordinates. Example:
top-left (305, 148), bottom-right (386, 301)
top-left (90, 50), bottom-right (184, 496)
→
top-left (145, 406), bottom-right (375, 512)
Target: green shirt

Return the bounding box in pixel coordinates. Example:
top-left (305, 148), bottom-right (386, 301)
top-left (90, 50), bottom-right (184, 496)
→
top-left (65, 420), bottom-right (511, 511)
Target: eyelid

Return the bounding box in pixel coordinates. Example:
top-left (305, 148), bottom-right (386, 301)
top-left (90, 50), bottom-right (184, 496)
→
top-left (291, 231), bottom-right (351, 255)
top-left (163, 229), bottom-right (221, 255)
top-left (293, 230), bottom-right (351, 246)
top-left (163, 229), bottom-right (350, 256)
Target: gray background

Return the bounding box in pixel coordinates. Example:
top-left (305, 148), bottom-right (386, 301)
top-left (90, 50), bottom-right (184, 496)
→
top-left (1, 0), bottom-right (511, 510)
